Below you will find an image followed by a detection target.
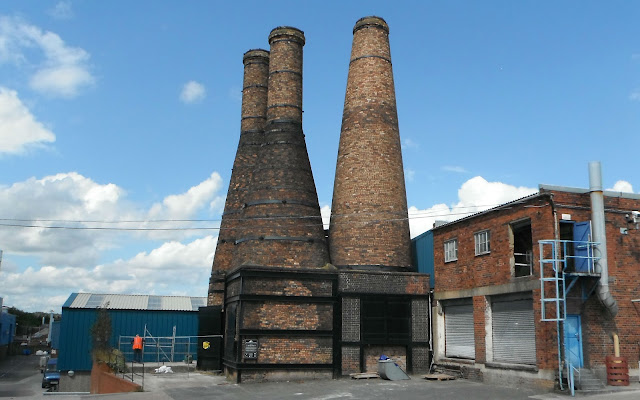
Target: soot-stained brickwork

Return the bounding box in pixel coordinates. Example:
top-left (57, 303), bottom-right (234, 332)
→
top-left (213, 18), bottom-right (432, 382)
top-left (339, 270), bottom-right (431, 374)
top-left (224, 266), bottom-right (337, 382)
top-left (329, 16), bottom-right (412, 270)
top-left (208, 49), bottom-right (270, 306)
top-left (234, 26), bottom-right (329, 270)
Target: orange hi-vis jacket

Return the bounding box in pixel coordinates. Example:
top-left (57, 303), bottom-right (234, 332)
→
top-left (133, 336), bottom-right (143, 350)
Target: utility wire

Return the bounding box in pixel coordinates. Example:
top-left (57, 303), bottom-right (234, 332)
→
top-left (0, 202), bottom-right (513, 226)
top-left (0, 206), bottom-right (527, 232)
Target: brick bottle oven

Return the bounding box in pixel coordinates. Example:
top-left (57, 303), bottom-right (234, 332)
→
top-left (329, 16), bottom-right (412, 271)
top-left (220, 27), bottom-right (337, 383)
top-left (207, 49), bottom-right (270, 307)
top-left (206, 18), bottom-right (431, 382)
top-left (331, 17), bottom-right (431, 376)
top-left (233, 26), bottom-right (329, 268)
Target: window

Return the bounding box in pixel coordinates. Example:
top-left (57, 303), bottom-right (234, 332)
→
top-left (361, 298), bottom-right (411, 344)
top-left (511, 220), bottom-right (533, 277)
top-left (474, 230), bottom-right (490, 255)
top-left (444, 239), bottom-right (458, 262)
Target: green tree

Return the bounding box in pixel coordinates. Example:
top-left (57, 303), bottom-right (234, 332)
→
top-left (89, 307), bottom-right (112, 354)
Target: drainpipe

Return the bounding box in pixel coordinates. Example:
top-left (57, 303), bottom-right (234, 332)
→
top-left (588, 161), bottom-right (618, 317)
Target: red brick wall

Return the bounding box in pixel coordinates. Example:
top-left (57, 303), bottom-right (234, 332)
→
top-left (550, 189), bottom-right (640, 366)
top-left (90, 362), bottom-right (140, 394)
top-left (434, 189), bottom-right (640, 370)
top-left (434, 195), bottom-right (555, 291)
top-left (434, 195), bottom-right (558, 369)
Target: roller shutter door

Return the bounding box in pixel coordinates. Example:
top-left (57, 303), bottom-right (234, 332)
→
top-left (492, 298), bottom-right (536, 364)
top-left (444, 303), bottom-right (475, 359)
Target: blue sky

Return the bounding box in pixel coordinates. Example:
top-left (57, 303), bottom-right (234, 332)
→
top-left (0, 1), bottom-right (638, 312)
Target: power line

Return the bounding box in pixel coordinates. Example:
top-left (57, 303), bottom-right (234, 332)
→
top-left (0, 202), bottom-right (508, 227)
top-left (0, 207), bottom-right (508, 232)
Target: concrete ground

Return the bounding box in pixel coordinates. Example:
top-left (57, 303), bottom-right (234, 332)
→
top-left (2, 354), bottom-right (640, 400)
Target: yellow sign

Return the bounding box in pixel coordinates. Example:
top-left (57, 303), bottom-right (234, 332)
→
top-left (202, 341), bottom-right (210, 350)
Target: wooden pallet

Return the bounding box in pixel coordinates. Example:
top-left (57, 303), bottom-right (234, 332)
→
top-left (423, 373), bottom-right (456, 381)
top-left (350, 373), bottom-right (380, 380)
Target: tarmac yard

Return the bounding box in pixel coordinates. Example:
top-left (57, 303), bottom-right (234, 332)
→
top-left (2, 355), bottom-right (640, 400)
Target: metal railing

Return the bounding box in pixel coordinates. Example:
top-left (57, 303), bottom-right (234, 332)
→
top-left (568, 362), bottom-right (580, 397)
top-left (107, 350), bottom-right (144, 389)
top-left (538, 238), bottom-right (599, 395)
top-left (514, 251), bottom-right (533, 276)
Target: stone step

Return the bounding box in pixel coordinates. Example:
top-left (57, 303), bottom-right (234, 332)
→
top-left (575, 368), bottom-right (606, 391)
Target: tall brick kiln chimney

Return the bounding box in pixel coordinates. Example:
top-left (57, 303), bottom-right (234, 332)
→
top-left (234, 27), bottom-right (330, 268)
top-left (207, 49), bottom-right (270, 306)
top-left (329, 16), bottom-right (412, 270)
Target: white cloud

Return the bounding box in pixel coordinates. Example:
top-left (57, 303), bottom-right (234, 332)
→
top-left (408, 176), bottom-right (537, 237)
top-left (0, 171), bottom-right (223, 268)
top-left (180, 81), bottom-right (206, 104)
top-left (0, 236), bottom-right (216, 312)
top-left (0, 171), bottom-right (225, 312)
top-left (607, 180), bottom-right (634, 193)
top-left (49, 1), bottom-right (74, 20)
top-left (0, 16), bottom-right (94, 98)
top-left (149, 172), bottom-right (224, 219)
top-left (320, 205), bottom-right (331, 230)
top-left (630, 90), bottom-right (640, 101)
top-left (0, 87), bottom-right (55, 154)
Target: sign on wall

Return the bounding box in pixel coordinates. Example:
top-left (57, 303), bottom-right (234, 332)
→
top-left (243, 339), bottom-right (258, 359)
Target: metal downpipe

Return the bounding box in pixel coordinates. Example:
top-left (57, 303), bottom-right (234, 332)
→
top-left (588, 161), bottom-right (618, 317)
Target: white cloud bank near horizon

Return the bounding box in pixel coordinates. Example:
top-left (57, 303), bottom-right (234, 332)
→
top-left (408, 176), bottom-right (538, 237)
top-left (0, 171), bottom-right (224, 312)
top-left (0, 174), bottom-right (636, 312)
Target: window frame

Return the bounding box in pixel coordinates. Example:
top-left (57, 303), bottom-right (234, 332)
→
top-left (474, 230), bottom-right (491, 255)
top-left (444, 238), bottom-right (458, 262)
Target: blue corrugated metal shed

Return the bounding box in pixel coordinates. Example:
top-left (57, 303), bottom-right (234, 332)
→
top-left (0, 311), bottom-right (16, 346)
top-left (58, 293), bottom-right (204, 371)
top-left (411, 230), bottom-right (434, 288)
top-left (50, 320), bottom-right (61, 349)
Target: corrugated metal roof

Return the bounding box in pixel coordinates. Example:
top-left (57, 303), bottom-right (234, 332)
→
top-left (65, 293), bottom-right (206, 311)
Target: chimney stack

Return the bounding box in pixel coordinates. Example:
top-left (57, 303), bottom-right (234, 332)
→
top-left (207, 49), bottom-right (270, 306)
top-left (329, 16), bottom-right (412, 270)
top-left (234, 27), bottom-right (329, 269)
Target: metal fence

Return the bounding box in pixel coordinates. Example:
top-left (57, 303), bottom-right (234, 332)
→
top-left (118, 329), bottom-right (221, 366)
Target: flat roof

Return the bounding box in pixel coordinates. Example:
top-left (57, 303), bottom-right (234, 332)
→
top-left (539, 184), bottom-right (640, 200)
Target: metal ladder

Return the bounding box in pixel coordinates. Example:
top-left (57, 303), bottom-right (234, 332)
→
top-left (539, 240), bottom-right (567, 322)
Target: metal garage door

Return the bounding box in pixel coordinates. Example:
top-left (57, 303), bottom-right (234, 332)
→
top-left (444, 303), bottom-right (475, 359)
top-left (492, 298), bottom-right (536, 364)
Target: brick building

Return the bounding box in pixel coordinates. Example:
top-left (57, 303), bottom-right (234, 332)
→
top-left (427, 163), bottom-right (640, 390)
